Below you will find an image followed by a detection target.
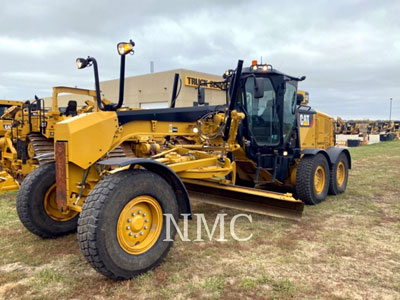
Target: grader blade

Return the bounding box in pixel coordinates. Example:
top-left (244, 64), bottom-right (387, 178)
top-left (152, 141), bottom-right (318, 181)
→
top-left (0, 171), bottom-right (20, 193)
top-left (183, 179), bottom-right (304, 220)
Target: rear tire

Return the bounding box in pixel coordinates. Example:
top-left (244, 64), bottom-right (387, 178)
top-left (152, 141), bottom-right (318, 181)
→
top-left (296, 154), bottom-right (330, 205)
top-left (328, 152), bottom-right (349, 195)
top-left (16, 163), bottom-right (79, 238)
top-left (77, 170), bottom-right (179, 280)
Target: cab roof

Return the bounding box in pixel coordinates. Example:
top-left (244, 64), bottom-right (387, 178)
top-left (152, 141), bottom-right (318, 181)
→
top-left (241, 65), bottom-right (305, 82)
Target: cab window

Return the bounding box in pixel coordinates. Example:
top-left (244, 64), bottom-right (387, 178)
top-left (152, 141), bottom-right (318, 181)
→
top-left (244, 78), bottom-right (279, 146)
top-left (282, 83), bottom-right (297, 142)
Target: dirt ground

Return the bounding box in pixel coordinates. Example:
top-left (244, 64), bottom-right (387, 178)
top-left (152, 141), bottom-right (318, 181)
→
top-left (0, 141), bottom-right (399, 300)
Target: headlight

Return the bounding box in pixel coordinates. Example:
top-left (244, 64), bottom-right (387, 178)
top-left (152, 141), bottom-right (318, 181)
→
top-left (223, 69), bottom-right (234, 79)
top-left (262, 65), bottom-right (268, 71)
top-left (76, 58), bottom-right (89, 69)
top-left (252, 65), bottom-right (258, 71)
top-left (117, 40), bottom-right (135, 55)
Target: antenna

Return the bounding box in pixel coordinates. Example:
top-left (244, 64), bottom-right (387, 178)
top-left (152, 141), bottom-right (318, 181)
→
top-left (260, 56), bottom-right (263, 64)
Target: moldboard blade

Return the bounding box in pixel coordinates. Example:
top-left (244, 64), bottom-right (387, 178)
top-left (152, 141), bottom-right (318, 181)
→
top-left (183, 179), bottom-right (304, 221)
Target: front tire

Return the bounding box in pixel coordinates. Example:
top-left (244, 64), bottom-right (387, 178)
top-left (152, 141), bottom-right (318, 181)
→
top-left (16, 163), bottom-right (79, 238)
top-left (77, 170), bottom-right (179, 280)
top-left (296, 154), bottom-right (330, 205)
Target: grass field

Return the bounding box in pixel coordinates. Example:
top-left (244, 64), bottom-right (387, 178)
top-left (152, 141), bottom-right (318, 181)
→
top-left (0, 141), bottom-right (399, 300)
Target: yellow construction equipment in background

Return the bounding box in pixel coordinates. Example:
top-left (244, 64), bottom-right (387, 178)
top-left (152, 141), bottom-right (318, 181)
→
top-left (0, 100), bottom-right (25, 192)
top-left (344, 121), bottom-right (360, 134)
top-left (367, 121), bottom-right (379, 134)
top-left (335, 117), bottom-right (345, 134)
top-left (296, 90), bottom-right (309, 106)
top-left (390, 121), bottom-right (400, 139)
top-left (335, 118), bottom-right (360, 135)
top-left (0, 87), bottom-right (122, 192)
top-left (366, 120), bottom-right (400, 138)
top-left (0, 100), bottom-right (24, 136)
top-left (17, 41), bottom-right (351, 280)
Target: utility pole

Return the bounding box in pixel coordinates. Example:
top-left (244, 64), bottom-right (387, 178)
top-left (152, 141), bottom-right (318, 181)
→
top-left (389, 98), bottom-right (392, 122)
top-left (150, 61), bottom-right (154, 73)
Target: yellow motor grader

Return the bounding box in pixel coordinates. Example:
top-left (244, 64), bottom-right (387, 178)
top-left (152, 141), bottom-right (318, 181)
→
top-left (391, 121), bottom-right (400, 139)
top-left (17, 41), bottom-right (351, 280)
top-left (343, 121), bottom-right (360, 135)
top-left (0, 86), bottom-right (122, 192)
top-left (336, 118), bottom-right (360, 135)
top-left (367, 121), bottom-right (378, 134)
top-left (335, 117), bottom-right (345, 134)
top-left (0, 99), bottom-right (24, 137)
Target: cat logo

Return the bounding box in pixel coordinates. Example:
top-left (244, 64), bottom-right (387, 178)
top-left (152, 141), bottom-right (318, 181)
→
top-left (299, 114), bottom-right (313, 127)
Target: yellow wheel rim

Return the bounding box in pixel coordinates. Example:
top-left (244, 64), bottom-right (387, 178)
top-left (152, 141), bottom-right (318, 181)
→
top-left (314, 166), bottom-right (326, 195)
top-left (43, 184), bottom-right (78, 221)
top-left (336, 162), bottom-right (345, 186)
top-left (117, 196), bottom-right (163, 255)
top-left (27, 143), bottom-right (35, 158)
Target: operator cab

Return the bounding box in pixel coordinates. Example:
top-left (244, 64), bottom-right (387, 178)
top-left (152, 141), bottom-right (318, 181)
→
top-left (59, 100), bottom-right (78, 117)
top-left (239, 62), bottom-right (304, 149)
top-left (0, 104), bottom-right (18, 119)
top-left (235, 61), bottom-right (306, 183)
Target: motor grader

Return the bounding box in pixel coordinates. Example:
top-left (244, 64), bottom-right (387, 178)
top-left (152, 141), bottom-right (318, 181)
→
top-left (0, 100), bottom-right (24, 191)
top-left (17, 41), bottom-right (351, 280)
top-left (0, 86), bottom-right (123, 192)
top-left (335, 117), bottom-right (345, 134)
top-left (0, 99), bottom-right (24, 137)
top-left (367, 121), bottom-right (379, 134)
top-left (343, 121), bottom-right (360, 135)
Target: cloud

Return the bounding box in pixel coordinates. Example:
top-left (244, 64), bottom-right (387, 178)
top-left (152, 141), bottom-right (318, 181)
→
top-left (0, 0), bottom-right (399, 119)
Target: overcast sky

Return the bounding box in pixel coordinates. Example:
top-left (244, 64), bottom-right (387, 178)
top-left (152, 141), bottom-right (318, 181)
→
top-left (0, 0), bottom-right (399, 120)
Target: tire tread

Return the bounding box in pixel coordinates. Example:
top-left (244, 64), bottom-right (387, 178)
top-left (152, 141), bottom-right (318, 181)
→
top-left (295, 156), bottom-right (316, 205)
top-left (78, 170), bottom-right (175, 280)
top-left (17, 163), bottom-right (67, 238)
top-left (328, 152), bottom-right (349, 195)
top-left (78, 171), bottom-right (131, 279)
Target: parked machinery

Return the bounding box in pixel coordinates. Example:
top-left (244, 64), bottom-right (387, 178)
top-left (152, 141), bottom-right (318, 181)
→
top-left (343, 121), bottom-right (360, 135)
top-left (382, 121), bottom-right (400, 140)
top-left (335, 118), bottom-right (361, 135)
top-left (335, 117), bottom-right (345, 134)
top-left (0, 100), bottom-right (24, 137)
top-left (394, 121), bottom-right (400, 131)
top-left (17, 41), bottom-right (351, 279)
top-left (391, 121), bottom-right (400, 139)
top-left (367, 121), bottom-right (382, 134)
top-left (0, 87), bottom-right (123, 192)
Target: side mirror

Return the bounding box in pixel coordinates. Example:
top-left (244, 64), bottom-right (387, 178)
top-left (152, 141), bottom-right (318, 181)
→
top-left (197, 88), bottom-right (205, 105)
top-left (254, 78), bottom-right (264, 98)
top-left (296, 94), bottom-right (304, 105)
